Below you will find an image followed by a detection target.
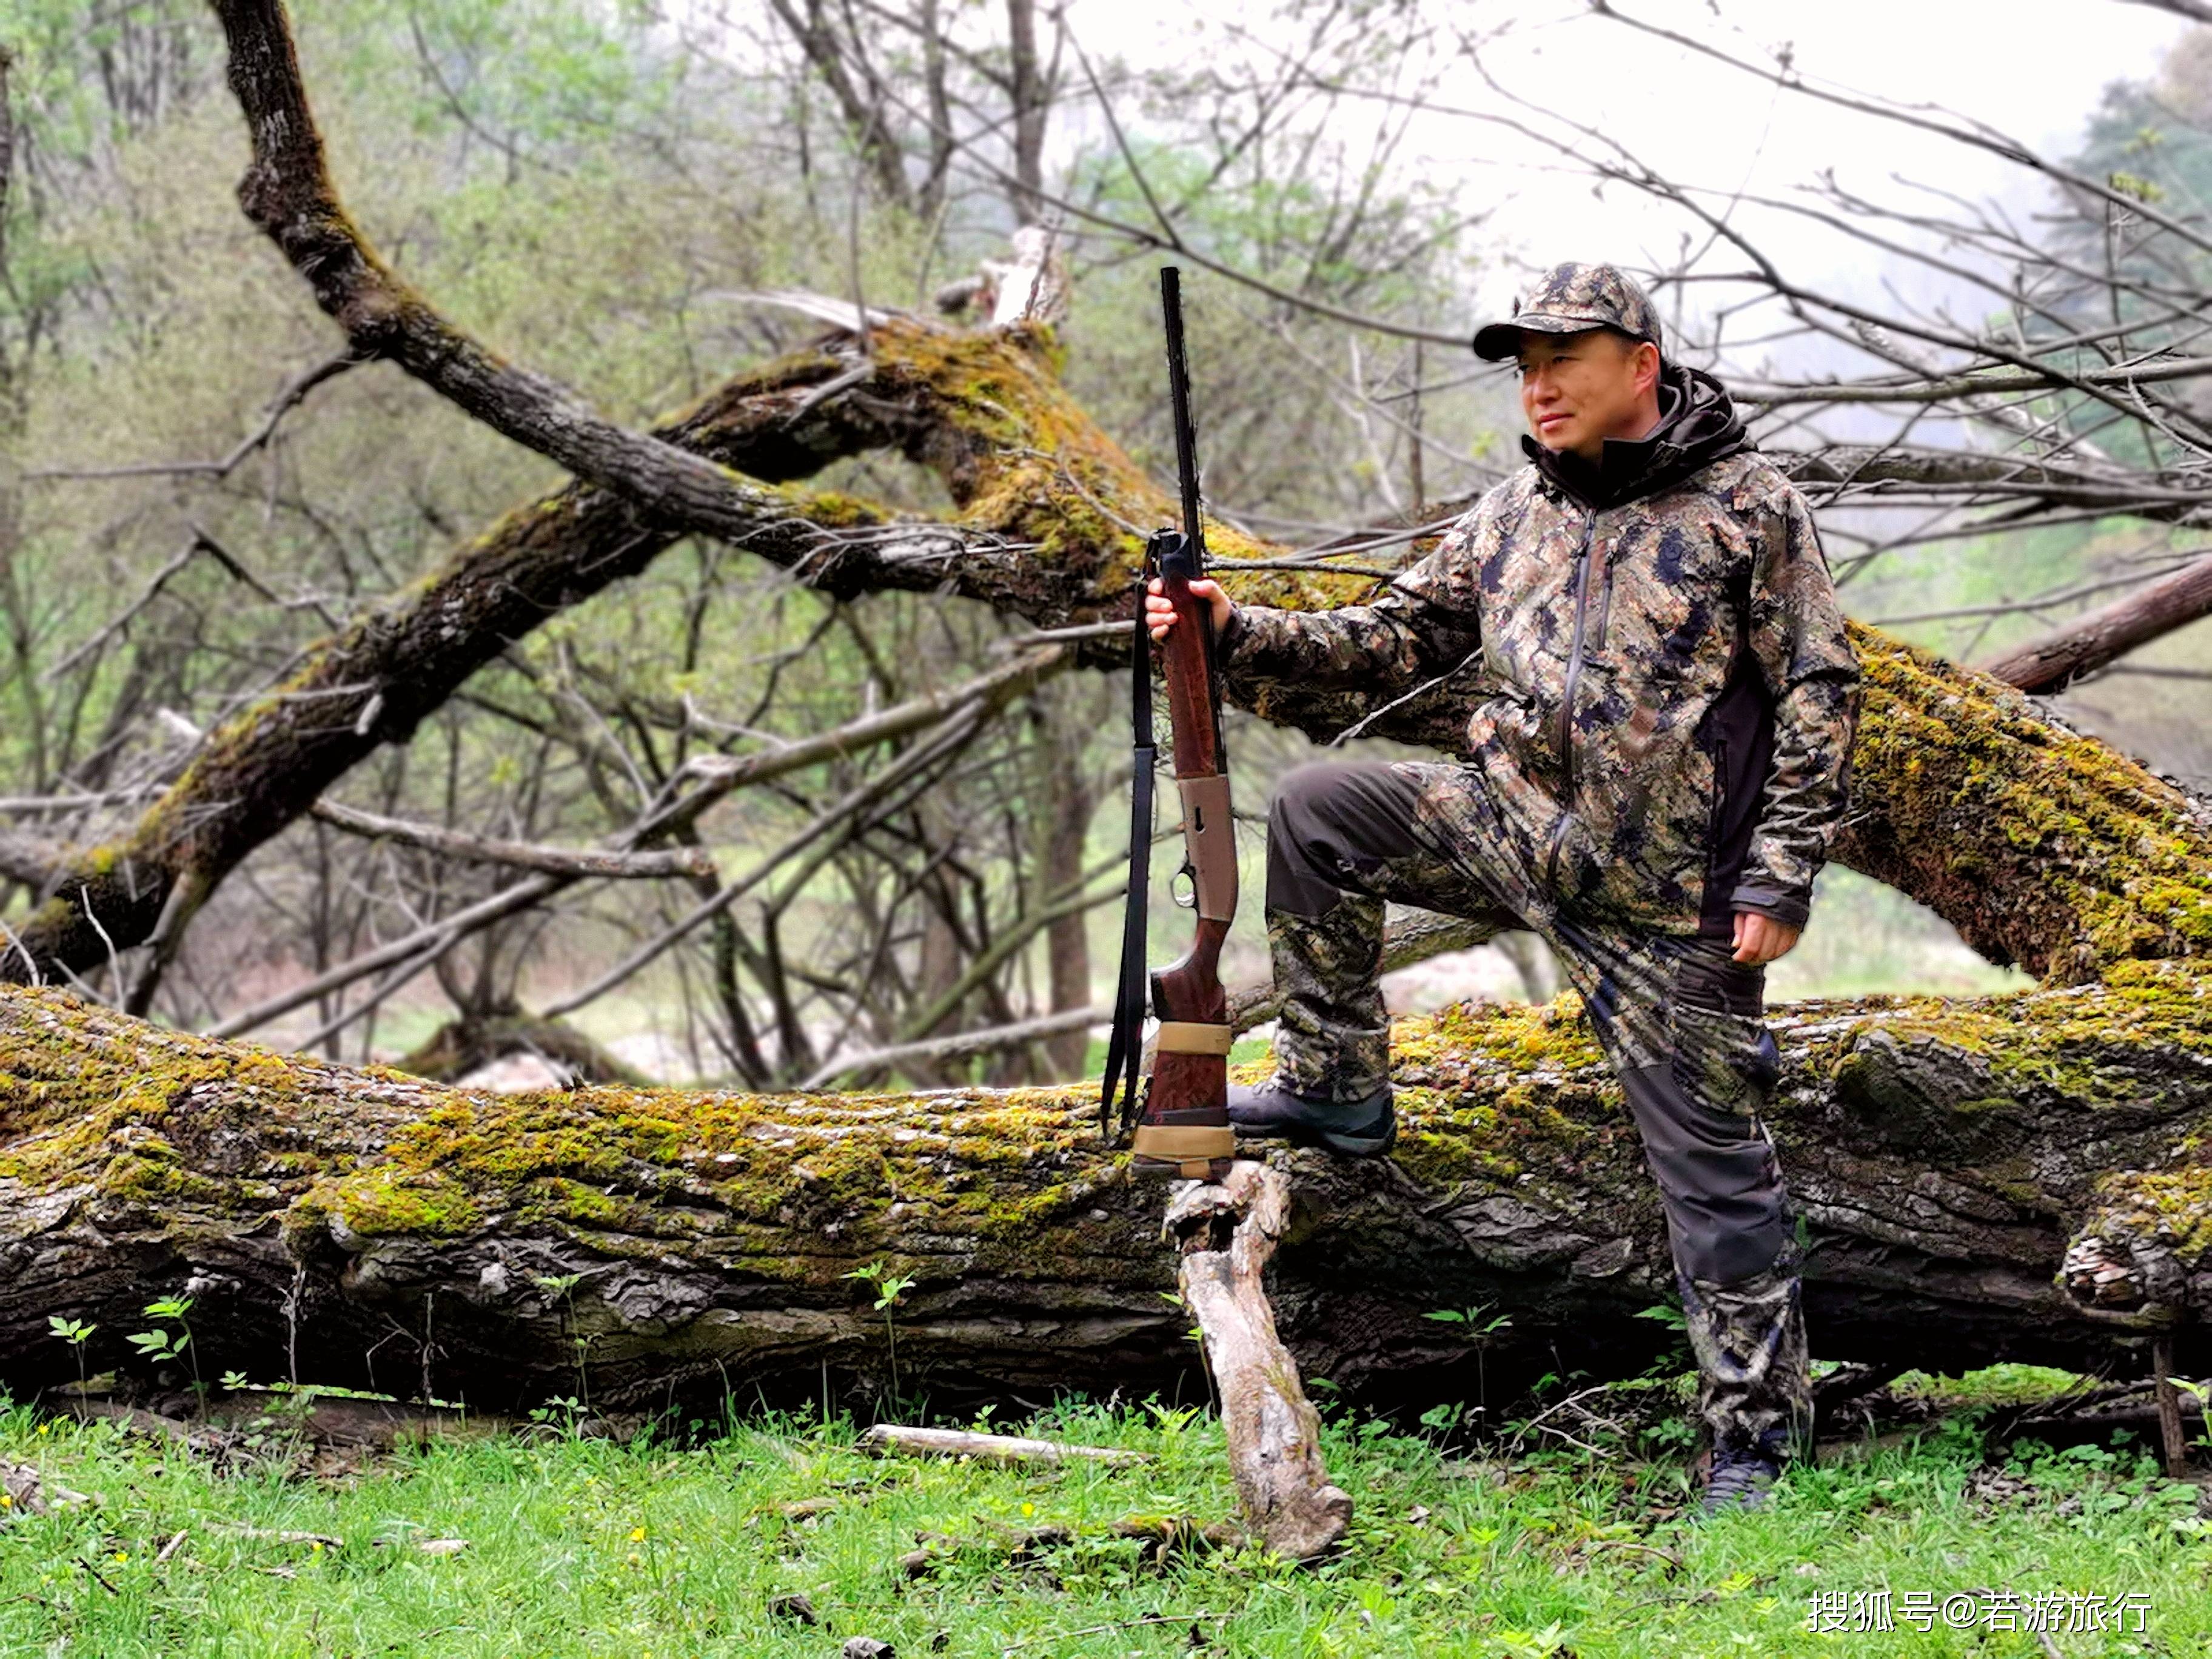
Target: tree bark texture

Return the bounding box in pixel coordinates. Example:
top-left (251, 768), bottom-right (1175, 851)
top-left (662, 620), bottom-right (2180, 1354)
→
top-left (5, 957), bottom-right (2212, 1412)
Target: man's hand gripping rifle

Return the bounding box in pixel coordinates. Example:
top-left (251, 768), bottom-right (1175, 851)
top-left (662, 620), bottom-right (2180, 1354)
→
top-left (1099, 266), bottom-right (1238, 1183)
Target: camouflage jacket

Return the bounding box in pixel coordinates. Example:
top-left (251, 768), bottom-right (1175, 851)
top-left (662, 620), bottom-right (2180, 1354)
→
top-left (1218, 364), bottom-right (1862, 937)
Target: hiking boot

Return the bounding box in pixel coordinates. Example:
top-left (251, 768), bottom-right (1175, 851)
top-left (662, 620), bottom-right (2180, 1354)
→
top-left (1226, 1076), bottom-right (1396, 1157)
top-left (1700, 1447), bottom-right (1781, 1516)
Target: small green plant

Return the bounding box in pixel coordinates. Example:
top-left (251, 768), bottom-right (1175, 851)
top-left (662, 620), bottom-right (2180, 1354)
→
top-left (2172, 1376), bottom-right (2212, 1459)
top-left (127, 1325), bottom-right (189, 1362)
top-left (1419, 1399), bottom-right (1465, 1438)
top-left (232, 1386), bottom-right (317, 1464)
top-left (528, 1395), bottom-right (588, 1437)
top-left (534, 1273), bottom-right (591, 1408)
top-left (1159, 1287), bottom-right (1215, 1411)
top-left (1425, 1301), bottom-right (1513, 1408)
top-left (843, 1261), bottom-right (916, 1398)
top-left (1142, 1399), bottom-right (1202, 1436)
top-left (1493, 1620), bottom-right (1575, 1658)
top-left (1634, 1298), bottom-right (1696, 1387)
top-left (1159, 1287), bottom-right (1205, 1350)
top-left (127, 1296), bottom-right (201, 1401)
top-left (47, 1316), bottom-right (96, 1397)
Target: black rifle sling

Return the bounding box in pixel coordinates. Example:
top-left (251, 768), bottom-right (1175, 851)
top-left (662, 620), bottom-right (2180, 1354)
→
top-left (1099, 537), bottom-right (1164, 1138)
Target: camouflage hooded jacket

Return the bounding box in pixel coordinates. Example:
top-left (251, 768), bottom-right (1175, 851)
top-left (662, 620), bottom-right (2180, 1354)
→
top-left (1218, 363), bottom-right (1862, 937)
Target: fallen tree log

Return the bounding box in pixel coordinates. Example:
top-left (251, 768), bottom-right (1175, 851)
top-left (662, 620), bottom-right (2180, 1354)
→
top-left (5, 958), bottom-right (2212, 1413)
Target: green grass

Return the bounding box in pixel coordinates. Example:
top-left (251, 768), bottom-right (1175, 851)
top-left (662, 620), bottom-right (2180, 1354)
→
top-left (0, 1373), bottom-right (2204, 1657)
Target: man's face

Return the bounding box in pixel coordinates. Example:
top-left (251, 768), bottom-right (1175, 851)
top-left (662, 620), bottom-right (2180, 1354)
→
top-left (1516, 329), bottom-right (1660, 462)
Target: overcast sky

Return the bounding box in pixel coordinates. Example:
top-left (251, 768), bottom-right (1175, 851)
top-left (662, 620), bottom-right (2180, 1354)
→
top-left (1458, 1), bottom-right (2189, 326)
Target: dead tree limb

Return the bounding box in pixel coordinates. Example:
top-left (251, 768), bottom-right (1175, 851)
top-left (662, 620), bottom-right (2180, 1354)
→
top-left (1167, 1162), bottom-right (1351, 1560)
top-left (857, 1424), bottom-right (1147, 1467)
top-left (307, 800), bottom-right (717, 882)
top-left (1979, 551), bottom-right (2212, 694)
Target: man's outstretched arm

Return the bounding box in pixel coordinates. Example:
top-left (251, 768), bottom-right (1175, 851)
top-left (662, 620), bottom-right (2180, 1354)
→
top-left (1148, 498), bottom-right (1494, 694)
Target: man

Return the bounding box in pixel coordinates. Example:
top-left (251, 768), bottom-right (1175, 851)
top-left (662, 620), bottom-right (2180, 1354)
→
top-left (1144, 263), bottom-right (1861, 1515)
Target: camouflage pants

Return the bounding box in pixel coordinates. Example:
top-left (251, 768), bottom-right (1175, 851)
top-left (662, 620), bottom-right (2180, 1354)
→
top-left (1265, 760), bottom-right (1813, 1467)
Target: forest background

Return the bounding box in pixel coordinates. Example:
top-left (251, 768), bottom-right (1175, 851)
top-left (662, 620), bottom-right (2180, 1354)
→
top-left (1, 0), bottom-right (2207, 1088)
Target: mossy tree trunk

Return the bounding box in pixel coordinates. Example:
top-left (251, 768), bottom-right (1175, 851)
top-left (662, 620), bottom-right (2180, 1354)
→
top-left (5, 964), bottom-right (2212, 1412)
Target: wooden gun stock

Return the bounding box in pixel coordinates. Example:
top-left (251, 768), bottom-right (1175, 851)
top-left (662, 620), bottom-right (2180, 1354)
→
top-left (1142, 532), bottom-right (1236, 1165)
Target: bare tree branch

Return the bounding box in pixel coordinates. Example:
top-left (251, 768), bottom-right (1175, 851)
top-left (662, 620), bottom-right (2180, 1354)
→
top-left (306, 799), bottom-right (717, 881)
top-left (1981, 551), bottom-right (2212, 692)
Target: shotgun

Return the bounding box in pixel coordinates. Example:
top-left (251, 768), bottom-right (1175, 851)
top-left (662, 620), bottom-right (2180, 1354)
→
top-left (1099, 266), bottom-right (1238, 1182)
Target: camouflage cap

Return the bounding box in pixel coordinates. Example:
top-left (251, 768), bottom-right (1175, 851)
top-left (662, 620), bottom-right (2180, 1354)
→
top-left (1472, 262), bottom-right (1664, 361)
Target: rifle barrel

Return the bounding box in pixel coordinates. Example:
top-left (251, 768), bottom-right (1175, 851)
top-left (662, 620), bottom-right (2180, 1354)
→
top-left (1159, 267), bottom-right (1206, 569)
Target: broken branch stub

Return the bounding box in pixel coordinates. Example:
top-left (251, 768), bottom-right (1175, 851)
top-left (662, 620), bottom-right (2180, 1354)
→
top-left (1167, 1160), bottom-right (1352, 1562)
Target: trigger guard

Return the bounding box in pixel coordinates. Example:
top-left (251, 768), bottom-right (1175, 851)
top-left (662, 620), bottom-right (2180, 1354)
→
top-left (1169, 864), bottom-right (1198, 909)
